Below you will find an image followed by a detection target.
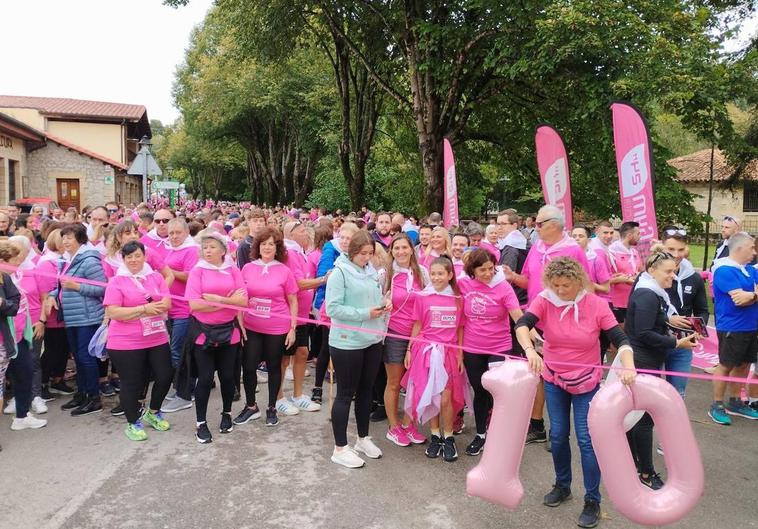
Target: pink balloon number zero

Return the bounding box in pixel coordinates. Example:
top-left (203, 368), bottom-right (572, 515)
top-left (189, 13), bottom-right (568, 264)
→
top-left (588, 375), bottom-right (705, 526)
top-left (466, 361), bottom-right (540, 510)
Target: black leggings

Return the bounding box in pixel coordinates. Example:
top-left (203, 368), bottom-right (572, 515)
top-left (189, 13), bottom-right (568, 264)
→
top-left (628, 353), bottom-right (663, 475)
top-left (330, 343), bottom-right (382, 447)
top-left (464, 351), bottom-right (497, 435)
top-left (315, 327), bottom-right (331, 388)
top-left (193, 342), bottom-right (237, 423)
top-left (109, 344), bottom-right (173, 424)
top-left (242, 330), bottom-right (286, 409)
top-left (41, 327), bottom-right (69, 381)
top-left (308, 324), bottom-right (322, 360)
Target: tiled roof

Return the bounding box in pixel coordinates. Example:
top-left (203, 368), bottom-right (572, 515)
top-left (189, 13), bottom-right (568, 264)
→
top-left (669, 148), bottom-right (758, 183)
top-left (44, 133), bottom-right (128, 171)
top-left (0, 95), bottom-right (146, 121)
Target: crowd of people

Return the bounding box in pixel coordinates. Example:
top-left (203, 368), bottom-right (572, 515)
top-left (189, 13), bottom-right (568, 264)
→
top-left (0, 199), bottom-right (756, 528)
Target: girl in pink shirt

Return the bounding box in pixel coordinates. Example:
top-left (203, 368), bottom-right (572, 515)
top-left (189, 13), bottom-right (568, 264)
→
top-left (184, 234), bottom-right (248, 444)
top-left (402, 256), bottom-right (466, 462)
top-left (419, 227), bottom-right (452, 269)
top-left (383, 234), bottom-right (429, 447)
top-left (103, 241), bottom-right (173, 442)
top-left (515, 257), bottom-right (636, 524)
top-left (104, 221), bottom-right (173, 285)
top-left (458, 249), bottom-right (523, 456)
top-left (236, 227), bottom-right (298, 427)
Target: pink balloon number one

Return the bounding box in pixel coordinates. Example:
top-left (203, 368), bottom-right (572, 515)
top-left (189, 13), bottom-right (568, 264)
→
top-left (588, 375), bottom-right (705, 526)
top-left (466, 361), bottom-right (540, 510)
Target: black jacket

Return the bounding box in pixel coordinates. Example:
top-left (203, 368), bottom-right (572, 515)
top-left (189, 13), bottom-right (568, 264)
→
top-left (665, 273), bottom-right (709, 320)
top-left (0, 273), bottom-right (21, 357)
top-left (236, 236), bottom-right (253, 269)
top-left (499, 244), bottom-right (529, 306)
top-left (625, 289), bottom-right (676, 364)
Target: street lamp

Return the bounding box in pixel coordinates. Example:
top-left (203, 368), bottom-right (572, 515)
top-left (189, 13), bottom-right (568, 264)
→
top-left (127, 135), bottom-right (162, 203)
top-left (139, 135), bottom-right (151, 202)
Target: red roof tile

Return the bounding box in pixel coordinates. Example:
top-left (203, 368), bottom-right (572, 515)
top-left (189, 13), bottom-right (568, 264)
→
top-left (0, 95), bottom-right (146, 121)
top-left (44, 133), bottom-right (128, 171)
top-left (668, 148), bottom-right (758, 183)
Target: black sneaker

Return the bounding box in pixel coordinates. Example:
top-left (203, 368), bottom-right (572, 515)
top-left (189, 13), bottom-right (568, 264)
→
top-left (577, 500), bottom-right (600, 528)
top-left (233, 388), bottom-right (241, 402)
top-left (196, 422), bottom-right (213, 444)
top-left (233, 405), bottom-right (261, 425)
top-left (99, 382), bottom-right (116, 397)
top-left (61, 392), bottom-right (86, 410)
top-left (110, 404), bottom-right (125, 416)
top-left (442, 436), bottom-right (458, 462)
top-left (71, 397), bottom-right (103, 416)
top-left (370, 405), bottom-right (387, 422)
top-left (465, 435), bottom-right (485, 456)
top-left (312, 387), bottom-right (323, 404)
top-left (265, 408), bottom-right (279, 426)
top-left (220, 412), bottom-right (234, 433)
top-left (110, 379), bottom-right (121, 393)
top-left (543, 484), bottom-right (572, 507)
top-left (526, 426), bottom-right (547, 444)
top-left (40, 386), bottom-right (56, 402)
top-left (639, 472), bottom-right (664, 490)
top-left (750, 401), bottom-right (758, 413)
top-left (50, 381), bottom-right (75, 395)
top-left (425, 434), bottom-right (443, 458)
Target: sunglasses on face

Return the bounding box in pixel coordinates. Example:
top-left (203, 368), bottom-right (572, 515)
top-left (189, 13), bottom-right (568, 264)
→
top-left (154, 219), bottom-right (171, 224)
top-left (724, 215), bottom-right (735, 222)
top-left (535, 218), bottom-right (558, 228)
top-left (107, 208), bottom-right (118, 214)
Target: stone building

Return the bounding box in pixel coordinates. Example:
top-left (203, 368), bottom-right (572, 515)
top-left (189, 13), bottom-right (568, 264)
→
top-left (0, 95), bottom-right (151, 210)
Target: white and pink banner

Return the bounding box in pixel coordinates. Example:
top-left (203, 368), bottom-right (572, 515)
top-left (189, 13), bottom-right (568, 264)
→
top-left (611, 102), bottom-right (658, 256)
top-left (443, 138), bottom-right (459, 228)
top-left (535, 125), bottom-right (573, 228)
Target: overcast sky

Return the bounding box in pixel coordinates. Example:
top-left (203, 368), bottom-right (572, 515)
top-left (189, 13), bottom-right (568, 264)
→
top-left (1, 1), bottom-right (755, 126)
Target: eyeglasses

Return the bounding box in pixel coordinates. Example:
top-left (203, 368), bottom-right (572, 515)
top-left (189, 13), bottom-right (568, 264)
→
top-left (664, 228), bottom-right (687, 237)
top-left (154, 219), bottom-right (171, 224)
top-left (535, 218), bottom-right (558, 228)
top-left (107, 208), bottom-right (118, 214)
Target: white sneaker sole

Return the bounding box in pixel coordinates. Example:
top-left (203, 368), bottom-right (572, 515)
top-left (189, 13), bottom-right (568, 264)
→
top-left (385, 432), bottom-right (410, 447)
top-left (11, 420), bottom-right (47, 430)
top-left (331, 455), bottom-right (365, 468)
top-left (354, 445), bottom-right (382, 459)
top-left (161, 401), bottom-right (193, 413)
top-left (725, 409), bottom-right (758, 420)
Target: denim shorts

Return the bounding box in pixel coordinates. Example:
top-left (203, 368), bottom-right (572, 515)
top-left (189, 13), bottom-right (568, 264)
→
top-left (383, 334), bottom-right (410, 364)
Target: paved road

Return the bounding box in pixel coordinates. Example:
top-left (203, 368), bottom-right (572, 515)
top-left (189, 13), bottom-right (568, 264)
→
top-left (1, 368), bottom-right (756, 529)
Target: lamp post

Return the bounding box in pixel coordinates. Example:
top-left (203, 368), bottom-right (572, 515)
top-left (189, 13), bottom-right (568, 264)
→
top-left (139, 135), bottom-right (151, 203)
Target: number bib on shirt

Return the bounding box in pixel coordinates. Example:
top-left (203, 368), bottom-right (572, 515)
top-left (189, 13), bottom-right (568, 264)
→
top-left (140, 316), bottom-right (167, 336)
top-left (249, 297), bottom-right (272, 318)
top-left (430, 306), bottom-right (458, 328)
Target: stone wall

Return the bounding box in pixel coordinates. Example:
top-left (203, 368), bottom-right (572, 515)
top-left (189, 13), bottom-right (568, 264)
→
top-left (25, 141), bottom-right (116, 209)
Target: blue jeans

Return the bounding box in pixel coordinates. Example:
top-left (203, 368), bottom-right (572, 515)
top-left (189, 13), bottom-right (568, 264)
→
top-left (544, 381), bottom-right (601, 503)
top-left (66, 324), bottom-right (100, 398)
top-left (169, 317), bottom-right (190, 368)
top-left (665, 347), bottom-right (692, 398)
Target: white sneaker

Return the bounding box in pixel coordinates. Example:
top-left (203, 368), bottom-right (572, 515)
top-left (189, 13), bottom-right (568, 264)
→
top-left (257, 369), bottom-right (268, 383)
top-left (305, 368), bottom-right (311, 377)
top-left (3, 398), bottom-right (16, 415)
top-left (292, 395), bottom-right (321, 412)
top-left (276, 398), bottom-right (299, 416)
top-left (32, 396), bottom-right (48, 414)
top-left (331, 446), bottom-right (365, 468)
top-left (354, 436), bottom-right (383, 459)
top-left (11, 413), bottom-right (48, 430)
top-left (285, 366), bottom-right (294, 381)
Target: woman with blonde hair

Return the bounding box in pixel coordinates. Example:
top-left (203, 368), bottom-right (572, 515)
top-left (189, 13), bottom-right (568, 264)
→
top-left (419, 226), bottom-right (452, 269)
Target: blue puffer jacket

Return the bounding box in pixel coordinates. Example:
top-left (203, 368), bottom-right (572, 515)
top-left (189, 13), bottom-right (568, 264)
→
top-left (51, 248), bottom-right (106, 327)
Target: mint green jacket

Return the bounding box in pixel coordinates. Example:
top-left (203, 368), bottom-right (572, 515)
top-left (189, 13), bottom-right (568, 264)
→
top-left (325, 254), bottom-right (385, 350)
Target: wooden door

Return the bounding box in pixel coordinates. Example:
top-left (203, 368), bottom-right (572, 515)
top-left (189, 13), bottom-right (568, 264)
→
top-left (56, 179), bottom-right (80, 212)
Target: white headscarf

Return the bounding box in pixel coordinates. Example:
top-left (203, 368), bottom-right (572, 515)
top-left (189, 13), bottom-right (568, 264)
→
top-left (634, 271), bottom-right (678, 316)
top-left (534, 234), bottom-right (578, 265)
top-left (501, 230), bottom-right (527, 251)
top-left (252, 258), bottom-right (283, 275)
top-left (539, 288), bottom-right (587, 323)
top-left (673, 258), bottom-right (696, 303)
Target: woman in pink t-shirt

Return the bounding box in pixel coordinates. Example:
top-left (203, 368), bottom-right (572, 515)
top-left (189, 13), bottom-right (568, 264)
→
top-left (383, 233), bottom-right (429, 447)
top-left (419, 227), bottom-right (452, 269)
top-left (235, 227), bottom-right (298, 427)
top-left (458, 249), bottom-right (523, 457)
top-left (402, 256), bottom-right (466, 462)
top-left (103, 221), bottom-right (173, 284)
top-left (515, 257), bottom-right (636, 527)
top-left (184, 234), bottom-right (248, 444)
top-left (104, 241), bottom-right (173, 442)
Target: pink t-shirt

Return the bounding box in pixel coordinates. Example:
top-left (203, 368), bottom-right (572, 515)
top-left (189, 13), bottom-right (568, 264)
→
top-left (388, 272), bottom-right (423, 336)
top-left (413, 291), bottom-right (463, 346)
top-left (479, 241), bottom-right (501, 262)
top-left (526, 293), bottom-right (617, 381)
top-left (522, 240), bottom-right (590, 304)
top-left (102, 250), bottom-right (165, 279)
top-left (35, 258), bottom-right (63, 329)
top-left (608, 245), bottom-right (641, 309)
top-left (459, 277), bottom-right (520, 353)
top-left (13, 272), bottom-right (40, 341)
top-left (140, 233), bottom-right (170, 264)
top-left (285, 248), bottom-right (314, 321)
top-left (163, 246), bottom-right (200, 319)
top-left (185, 266), bottom-right (246, 345)
top-left (591, 247), bottom-right (613, 303)
top-left (103, 272), bottom-right (171, 350)
top-left (241, 261), bottom-right (298, 334)
top-left (306, 249), bottom-right (322, 279)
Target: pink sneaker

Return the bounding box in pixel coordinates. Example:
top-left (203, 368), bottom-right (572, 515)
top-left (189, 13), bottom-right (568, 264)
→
top-left (403, 423), bottom-right (427, 444)
top-left (386, 425), bottom-right (411, 447)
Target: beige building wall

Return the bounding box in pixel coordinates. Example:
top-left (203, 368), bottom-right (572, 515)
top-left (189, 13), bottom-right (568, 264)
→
top-left (0, 107), bottom-right (45, 131)
top-left (46, 121), bottom-right (124, 164)
top-left (686, 183), bottom-right (755, 220)
top-left (0, 132), bottom-right (28, 204)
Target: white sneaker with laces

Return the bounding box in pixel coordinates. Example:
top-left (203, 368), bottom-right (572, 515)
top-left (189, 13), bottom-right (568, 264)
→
top-left (276, 398), bottom-right (299, 416)
top-left (11, 413), bottom-right (48, 430)
top-left (292, 395), bottom-right (321, 412)
top-left (285, 366), bottom-right (294, 381)
top-left (331, 446), bottom-right (365, 468)
top-left (3, 398), bottom-right (16, 415)
top-left (354, 436), bottom-right (383, 459)
top-left (32, 396), bottom-right (48, 414)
